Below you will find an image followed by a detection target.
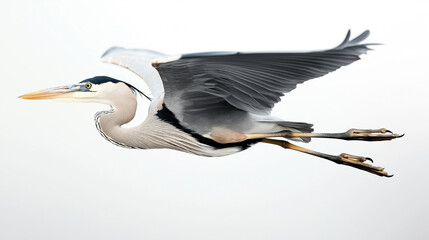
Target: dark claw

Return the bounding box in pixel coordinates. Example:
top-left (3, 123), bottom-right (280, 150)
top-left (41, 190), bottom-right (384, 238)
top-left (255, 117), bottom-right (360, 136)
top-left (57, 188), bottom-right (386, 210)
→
top-left (385, 129), bottom-right (393, 134)
top-left (385, 174), bottom-right (394, 178)
top-left (366, 157), bottom-right (373, 163)
top-left (398, 134), bottom-right (405, 138)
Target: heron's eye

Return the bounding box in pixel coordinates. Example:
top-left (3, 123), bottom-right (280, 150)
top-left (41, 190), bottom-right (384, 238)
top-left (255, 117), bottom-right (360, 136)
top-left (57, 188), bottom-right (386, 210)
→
top-left (85, 83), bottom-right (92, 89)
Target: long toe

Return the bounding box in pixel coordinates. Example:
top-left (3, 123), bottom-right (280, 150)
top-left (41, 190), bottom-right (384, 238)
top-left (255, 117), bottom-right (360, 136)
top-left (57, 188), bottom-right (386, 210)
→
top-left (346, 128), bottom-right (403, 141)
top-left (338, 153), bottom-right (391, 177)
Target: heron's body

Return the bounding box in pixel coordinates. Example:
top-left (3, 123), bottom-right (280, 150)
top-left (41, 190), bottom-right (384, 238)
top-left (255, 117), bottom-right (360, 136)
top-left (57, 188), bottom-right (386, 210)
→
top-left (95, 100), bottom-right (250, 157)
top-left (92, 80), bottom-right (295, 156)
top-left (20, 30), bottom-right (402, 176)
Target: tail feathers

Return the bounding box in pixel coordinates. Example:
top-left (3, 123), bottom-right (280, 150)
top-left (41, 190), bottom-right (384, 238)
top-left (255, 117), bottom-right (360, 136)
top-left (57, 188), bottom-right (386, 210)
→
top-left (258, 120), bottom-right (314, 143)
top-left (275, 121), bottom-right (314, 133)
top-left (279, 121), bottom-right (313, 143)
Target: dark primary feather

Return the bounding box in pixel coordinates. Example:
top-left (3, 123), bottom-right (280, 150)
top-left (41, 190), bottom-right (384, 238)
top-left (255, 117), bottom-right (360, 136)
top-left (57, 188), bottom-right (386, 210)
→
top-left (154, 30), bottom-right (373, 118)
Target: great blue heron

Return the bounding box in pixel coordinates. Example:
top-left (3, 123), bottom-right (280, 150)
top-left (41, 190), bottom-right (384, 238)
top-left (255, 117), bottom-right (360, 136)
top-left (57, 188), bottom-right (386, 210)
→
top-left (20, 30), bottom-right (402, 177)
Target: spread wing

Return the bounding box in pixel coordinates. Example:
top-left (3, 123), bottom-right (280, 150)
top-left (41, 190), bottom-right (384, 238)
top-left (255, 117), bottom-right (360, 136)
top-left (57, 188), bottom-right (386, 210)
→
top-left (154, 30), bottom-right (373, 118)
top-left (100, 47), bottom-right (166, 99)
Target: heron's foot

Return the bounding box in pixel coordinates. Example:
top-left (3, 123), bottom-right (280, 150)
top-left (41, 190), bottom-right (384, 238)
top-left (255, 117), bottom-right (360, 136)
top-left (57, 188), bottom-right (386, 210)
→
top-left (336, 153), bottom-right (392, 177)
top-left (344, 128), bottom-right (403, 141)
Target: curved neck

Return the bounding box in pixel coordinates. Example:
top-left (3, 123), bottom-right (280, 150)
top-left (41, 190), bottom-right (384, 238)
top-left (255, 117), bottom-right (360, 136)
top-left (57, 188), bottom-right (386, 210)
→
top-left (95, 90), bottom-right (139, 148)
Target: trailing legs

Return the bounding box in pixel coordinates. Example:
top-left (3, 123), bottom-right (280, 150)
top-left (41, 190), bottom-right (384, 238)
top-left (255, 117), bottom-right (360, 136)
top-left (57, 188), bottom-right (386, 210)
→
top-left (261, 138), bottom-right (392, 177)
top-left (246, 128), bottom-right (403, 177)
top-left (246, 128), bottom-right (403, 141)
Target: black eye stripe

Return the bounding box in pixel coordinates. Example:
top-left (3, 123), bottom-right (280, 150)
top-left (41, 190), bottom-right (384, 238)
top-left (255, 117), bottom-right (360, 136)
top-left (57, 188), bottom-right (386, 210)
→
top-left (80, 76), bottom-right (151, 100)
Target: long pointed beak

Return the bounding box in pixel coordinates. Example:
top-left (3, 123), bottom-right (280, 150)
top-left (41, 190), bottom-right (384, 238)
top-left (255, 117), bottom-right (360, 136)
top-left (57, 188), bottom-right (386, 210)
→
top-left (19, 85), bottom-right (77, 100)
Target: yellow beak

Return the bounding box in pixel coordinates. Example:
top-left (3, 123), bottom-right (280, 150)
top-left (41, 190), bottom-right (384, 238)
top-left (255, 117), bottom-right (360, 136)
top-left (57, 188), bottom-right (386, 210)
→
top-left (19, 85), bottom-right (77, 100)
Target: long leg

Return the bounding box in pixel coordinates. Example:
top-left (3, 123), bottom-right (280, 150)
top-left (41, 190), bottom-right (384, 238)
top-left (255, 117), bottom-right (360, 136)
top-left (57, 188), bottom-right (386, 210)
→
top-left (247, 128), bottom-right (403, 141)
top-left (261, 138), bottom-right (392, 177)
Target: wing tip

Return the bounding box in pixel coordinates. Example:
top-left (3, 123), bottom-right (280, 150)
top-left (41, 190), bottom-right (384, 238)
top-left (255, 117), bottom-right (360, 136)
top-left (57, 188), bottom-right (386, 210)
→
top-left (335, 29), bottom-right (372, 50)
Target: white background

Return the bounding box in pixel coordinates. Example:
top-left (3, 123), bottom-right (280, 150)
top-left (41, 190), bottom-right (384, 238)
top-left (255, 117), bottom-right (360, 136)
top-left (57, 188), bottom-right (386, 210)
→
top-left (1, 0), bottom-right (428, 239)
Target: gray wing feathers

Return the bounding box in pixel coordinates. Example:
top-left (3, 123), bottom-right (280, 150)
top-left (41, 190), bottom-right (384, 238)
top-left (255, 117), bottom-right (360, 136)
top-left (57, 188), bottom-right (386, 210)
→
top-left (101, 47), bottom-right (166, 99)
top-left (155, 30), bottom-right (373, 116)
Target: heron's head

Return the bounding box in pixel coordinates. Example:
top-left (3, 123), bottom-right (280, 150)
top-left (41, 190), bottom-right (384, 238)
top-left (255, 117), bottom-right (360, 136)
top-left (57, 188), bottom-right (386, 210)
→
top-left (19, 76), bottom-right (150, 105)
